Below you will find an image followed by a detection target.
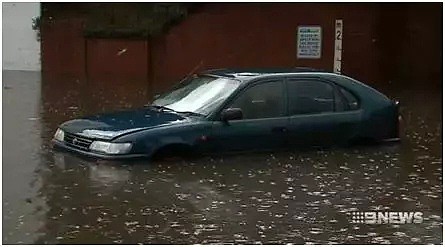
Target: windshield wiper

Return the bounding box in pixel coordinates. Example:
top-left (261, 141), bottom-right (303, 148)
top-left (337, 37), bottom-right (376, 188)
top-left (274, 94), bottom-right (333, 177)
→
top-left (147, 104), bottom-right (175, 112)
top-left (176, 111), bottom-right (204, 117)
top-left (147, 104), bottom-right (204, 117)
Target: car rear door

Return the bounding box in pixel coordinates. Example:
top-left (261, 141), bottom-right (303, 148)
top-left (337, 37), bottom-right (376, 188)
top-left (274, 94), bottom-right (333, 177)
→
top-left (209, 79), bottom-right (289, 153)
top-left (286, 77), bottom-right (362, 148)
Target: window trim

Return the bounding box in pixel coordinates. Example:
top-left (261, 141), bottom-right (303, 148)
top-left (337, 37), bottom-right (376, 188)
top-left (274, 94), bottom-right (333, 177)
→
top-left (336, 85), bottom-right (362, 111)
top-left (214, 79), bottom-right (287, 121)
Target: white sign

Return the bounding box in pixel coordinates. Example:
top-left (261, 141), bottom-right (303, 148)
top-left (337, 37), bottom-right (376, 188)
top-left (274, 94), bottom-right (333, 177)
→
top-left (297, 26), bottom-right (322, 59)
top-left (333, 19), bottom-right (343, 74)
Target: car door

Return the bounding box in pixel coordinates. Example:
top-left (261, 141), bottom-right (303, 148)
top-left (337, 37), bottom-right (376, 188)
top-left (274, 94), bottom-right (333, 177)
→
top-left (210, 79), bottom-right (289, 153)
top-left (286, 77), bottom-right (362, 148)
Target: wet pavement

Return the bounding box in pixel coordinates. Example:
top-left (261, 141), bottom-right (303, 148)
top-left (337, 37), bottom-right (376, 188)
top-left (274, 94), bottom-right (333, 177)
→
top-left (2, 70), bottom-right (442, 244)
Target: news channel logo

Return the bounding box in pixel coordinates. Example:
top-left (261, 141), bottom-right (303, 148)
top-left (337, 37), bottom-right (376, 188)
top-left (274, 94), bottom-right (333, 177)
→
top-left (347, 211), bottom-right (423, 224)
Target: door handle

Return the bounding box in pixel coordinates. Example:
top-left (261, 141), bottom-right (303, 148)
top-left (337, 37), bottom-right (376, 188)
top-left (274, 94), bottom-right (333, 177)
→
top-left (271, 127), bottom-right (288, 133)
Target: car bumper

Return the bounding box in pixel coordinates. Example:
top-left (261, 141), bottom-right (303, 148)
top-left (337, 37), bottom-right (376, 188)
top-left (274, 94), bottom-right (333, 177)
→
top-left (52, 139), bottom-right (148, 160)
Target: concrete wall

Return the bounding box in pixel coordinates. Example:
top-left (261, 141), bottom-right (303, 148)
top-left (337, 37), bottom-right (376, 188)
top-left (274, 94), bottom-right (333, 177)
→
top-left (2, 2), bottom-right (41, 71)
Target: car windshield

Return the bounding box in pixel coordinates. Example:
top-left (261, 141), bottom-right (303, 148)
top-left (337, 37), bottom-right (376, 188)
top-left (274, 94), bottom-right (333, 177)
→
top-left (152, 75), bottom-right (241, 116)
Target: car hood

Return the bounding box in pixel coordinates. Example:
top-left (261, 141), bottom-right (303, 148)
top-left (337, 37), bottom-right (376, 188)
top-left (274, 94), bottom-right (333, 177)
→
top-left (60, 108), bottom-right (191, 140)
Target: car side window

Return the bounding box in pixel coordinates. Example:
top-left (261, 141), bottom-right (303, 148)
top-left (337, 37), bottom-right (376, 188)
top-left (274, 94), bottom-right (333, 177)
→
top-left (287, 79), bottom-right (335, 115)
top-left (339, 87), bottom-right (360, 110)
top-left (226, 80), bottom-right (285, 120)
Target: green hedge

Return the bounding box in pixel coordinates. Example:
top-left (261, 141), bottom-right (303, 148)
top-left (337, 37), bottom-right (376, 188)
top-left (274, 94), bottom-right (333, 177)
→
top-left (41, 3), bottom-right (198, 38)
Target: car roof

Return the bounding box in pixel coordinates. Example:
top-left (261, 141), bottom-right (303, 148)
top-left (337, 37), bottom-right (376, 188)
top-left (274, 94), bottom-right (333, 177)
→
top-left (200, 68), bottom-right (391, 104)
top-left (201, 67), bottom-right (334, 81)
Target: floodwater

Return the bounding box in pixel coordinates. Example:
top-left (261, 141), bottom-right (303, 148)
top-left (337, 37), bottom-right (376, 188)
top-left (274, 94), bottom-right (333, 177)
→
top-left (2, 70), bottom-right (442, 244)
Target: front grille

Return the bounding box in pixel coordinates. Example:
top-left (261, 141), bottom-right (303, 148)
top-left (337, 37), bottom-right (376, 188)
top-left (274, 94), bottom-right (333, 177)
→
top-left (64, 132), bottom-right (94, 151)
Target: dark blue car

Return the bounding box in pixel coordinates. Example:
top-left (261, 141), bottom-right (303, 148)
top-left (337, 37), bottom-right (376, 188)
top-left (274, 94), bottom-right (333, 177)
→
top-left (52, 68), bottom-right (401, 160)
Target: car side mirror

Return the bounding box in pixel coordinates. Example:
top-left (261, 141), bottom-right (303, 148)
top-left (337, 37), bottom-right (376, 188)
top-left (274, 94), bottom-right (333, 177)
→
top-left (220, 108), bottom-right (243, 122)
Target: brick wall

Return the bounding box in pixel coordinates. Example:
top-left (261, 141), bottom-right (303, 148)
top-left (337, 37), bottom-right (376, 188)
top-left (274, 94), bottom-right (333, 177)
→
top-left (150, 3), bottom-right (386, 92)
top-left (41, 3), bottom-right (442, 95)
top-left (41, 18), bottom-right (86, 77)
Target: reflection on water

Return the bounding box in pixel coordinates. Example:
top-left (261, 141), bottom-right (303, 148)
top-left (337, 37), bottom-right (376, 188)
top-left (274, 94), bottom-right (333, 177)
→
top-left (2, 70), bottom-right (442, 244)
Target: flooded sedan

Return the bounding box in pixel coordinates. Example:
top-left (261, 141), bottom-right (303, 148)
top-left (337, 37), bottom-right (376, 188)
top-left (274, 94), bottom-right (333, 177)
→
top-left (52, 69), bottom-right (401, 160)
top-left (2, 70), bottom-right (442, 244)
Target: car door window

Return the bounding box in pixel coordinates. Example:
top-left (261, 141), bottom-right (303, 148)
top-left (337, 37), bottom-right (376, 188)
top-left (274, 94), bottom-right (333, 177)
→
top-left (227, 80), bottom-right (285, 119)
top-left (288, 79), bottom-right (335, 115)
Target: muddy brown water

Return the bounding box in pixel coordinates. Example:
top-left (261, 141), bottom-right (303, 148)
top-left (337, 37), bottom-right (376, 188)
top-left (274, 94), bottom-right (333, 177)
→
top-left (2, 70), bottom-right (442, 244)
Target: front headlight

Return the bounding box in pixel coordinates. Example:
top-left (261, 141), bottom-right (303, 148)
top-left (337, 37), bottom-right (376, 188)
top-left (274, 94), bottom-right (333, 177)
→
top-left (54, 128), bottom-right (64, 141)
top-left (89, 141), bottom-right (132, 154)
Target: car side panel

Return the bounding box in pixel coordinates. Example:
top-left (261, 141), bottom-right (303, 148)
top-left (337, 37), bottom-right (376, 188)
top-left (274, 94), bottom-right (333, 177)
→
top-left (113, 120), bottom-right (214, 157)
top-left (209, 117), bottom-right (289, 153)
top-left (323, 74), bottom-right (398, 141)
top-left (287, 110), bottom-right (363, 147)
top-left (362, 102), bottom-right (400, 140)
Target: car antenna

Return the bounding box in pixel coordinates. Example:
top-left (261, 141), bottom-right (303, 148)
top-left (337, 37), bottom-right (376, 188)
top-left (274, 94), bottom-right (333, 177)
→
top-left (178, 60), bottom-right (204, 84)
top-left (146, 61), bottom-right (204, 107)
